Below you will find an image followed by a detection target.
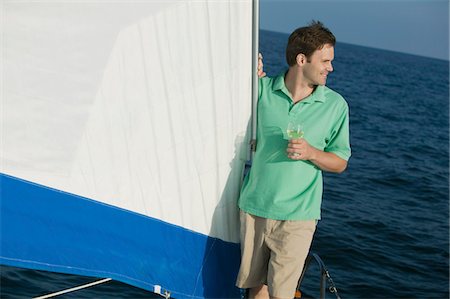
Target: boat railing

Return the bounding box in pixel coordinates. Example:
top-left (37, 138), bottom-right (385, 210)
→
top-left (296, 252), bottom-right (342, 299)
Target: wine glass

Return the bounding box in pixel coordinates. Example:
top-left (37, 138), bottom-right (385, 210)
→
top-left (286, 121), bottom-right (304, 140)
top-left (286, 121), bottom-right (304, 158)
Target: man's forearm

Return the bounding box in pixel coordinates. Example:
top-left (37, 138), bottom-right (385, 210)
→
top-left (309, 148), bottom-right (347, 173)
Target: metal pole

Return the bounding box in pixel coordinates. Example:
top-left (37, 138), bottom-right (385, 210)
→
top-left (250, 0), bottom-right (259, 160)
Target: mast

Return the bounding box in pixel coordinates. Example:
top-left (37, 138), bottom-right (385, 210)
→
top-left (250, 0), bottom-right (259, 160)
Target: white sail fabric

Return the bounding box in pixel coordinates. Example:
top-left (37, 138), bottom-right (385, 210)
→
top-left (2, 1), bottom-right (252, 243)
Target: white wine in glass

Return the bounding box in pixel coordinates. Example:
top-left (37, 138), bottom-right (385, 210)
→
top-left (286, 121), bottom-right (304, 139)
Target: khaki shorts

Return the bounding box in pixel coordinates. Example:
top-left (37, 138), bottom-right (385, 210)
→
top-left (236, 210), bottom-right (316, 299)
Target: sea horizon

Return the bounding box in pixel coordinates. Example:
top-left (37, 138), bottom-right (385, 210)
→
top-left (260, 28), bottom-right (450, 62)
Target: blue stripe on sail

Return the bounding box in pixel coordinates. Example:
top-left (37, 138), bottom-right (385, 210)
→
top-left (0, 173), bottom-right (241, 298)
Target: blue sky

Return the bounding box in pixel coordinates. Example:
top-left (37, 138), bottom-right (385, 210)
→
top-left (260, 0), bottom-right (449, 61)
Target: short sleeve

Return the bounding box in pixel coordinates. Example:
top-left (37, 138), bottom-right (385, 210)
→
top-left (324, 103), bottom-right (351, 161)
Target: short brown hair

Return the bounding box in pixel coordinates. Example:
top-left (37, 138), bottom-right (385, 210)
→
top-left (286, 20), bottom-right (336, 66)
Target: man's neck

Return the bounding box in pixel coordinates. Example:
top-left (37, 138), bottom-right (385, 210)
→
top-left (284, 67), bottom-right (315, 103)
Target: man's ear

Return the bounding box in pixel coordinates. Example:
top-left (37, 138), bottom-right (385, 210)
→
top-left (296, 53), bottom-right (307, 65)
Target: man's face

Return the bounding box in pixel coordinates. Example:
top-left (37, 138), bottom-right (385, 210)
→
top-left (302, 44), bottom-right (334, 86)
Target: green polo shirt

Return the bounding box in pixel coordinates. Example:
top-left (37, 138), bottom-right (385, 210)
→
top-left (238, 72), bottom-right (351, 220)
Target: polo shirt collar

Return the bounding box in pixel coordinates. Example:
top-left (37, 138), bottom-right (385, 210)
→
top-left (272, 72), bottom-right (326, 103)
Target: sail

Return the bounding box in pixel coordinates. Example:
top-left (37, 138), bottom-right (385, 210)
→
top-left (1, 1), bottom-right (252, 297)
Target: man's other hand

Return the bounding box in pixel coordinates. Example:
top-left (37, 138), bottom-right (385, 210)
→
top-left (258, 53), bottom-right (266, 78)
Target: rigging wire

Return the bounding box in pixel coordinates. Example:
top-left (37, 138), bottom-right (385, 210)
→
top-left (33, 278), bottom-right (112, 299)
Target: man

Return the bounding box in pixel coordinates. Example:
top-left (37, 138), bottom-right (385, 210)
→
top-left (236, 21), bottom-right (351, 299)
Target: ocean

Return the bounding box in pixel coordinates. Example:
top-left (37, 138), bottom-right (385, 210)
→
top-left (1, 29), bottom-right (449, 299)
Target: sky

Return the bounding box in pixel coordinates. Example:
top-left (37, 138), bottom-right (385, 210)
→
top-left (260, 0), bottom-right (449, 61)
